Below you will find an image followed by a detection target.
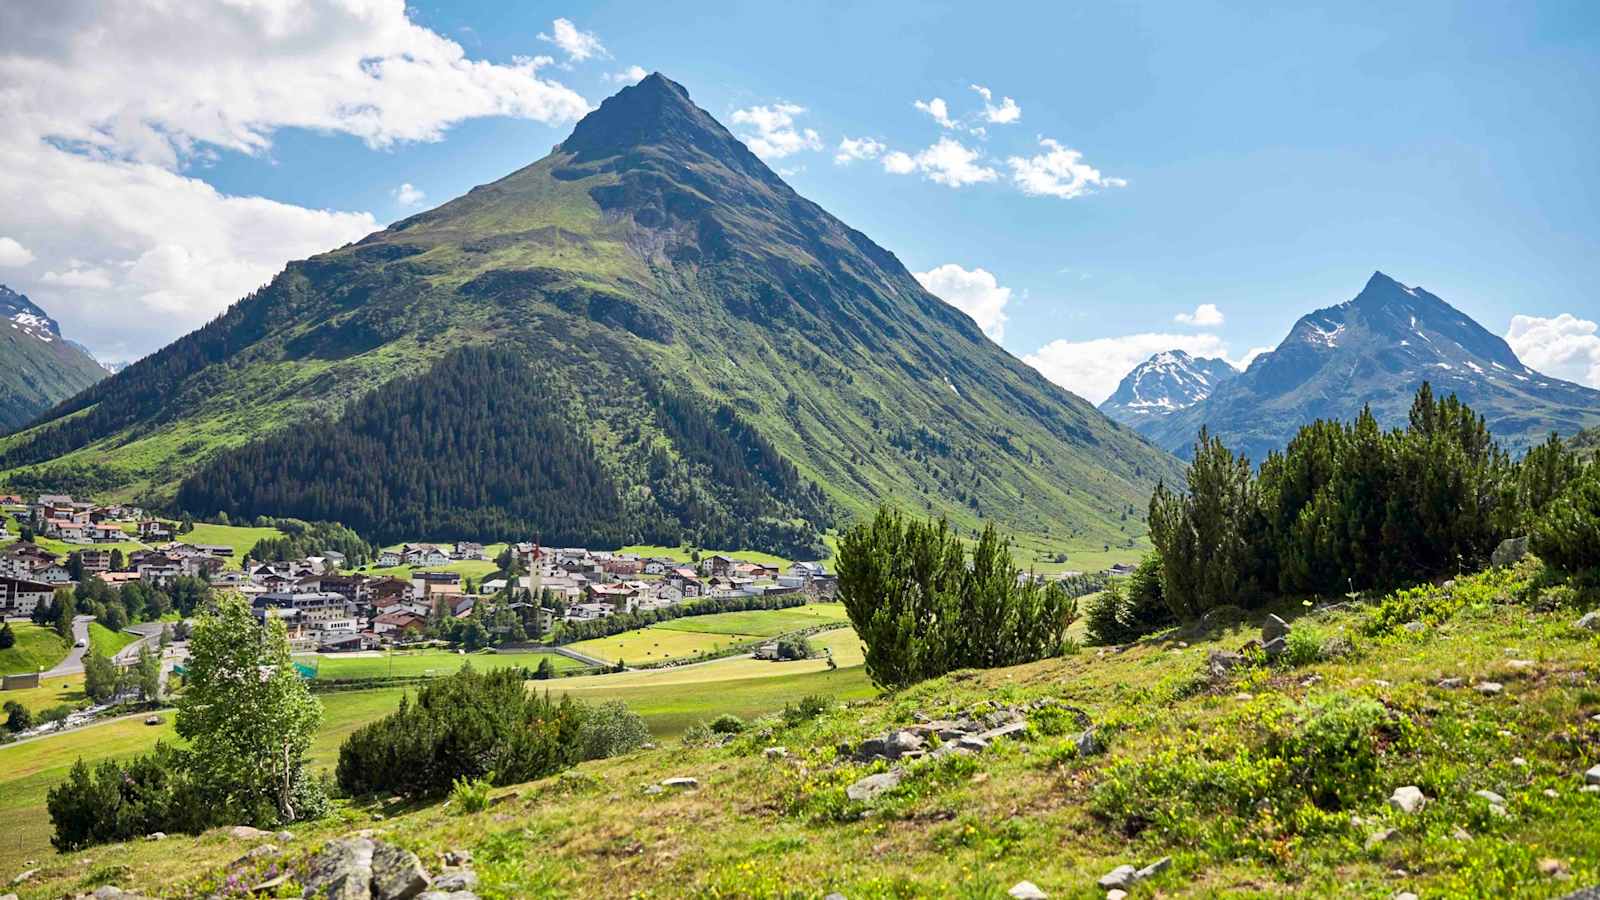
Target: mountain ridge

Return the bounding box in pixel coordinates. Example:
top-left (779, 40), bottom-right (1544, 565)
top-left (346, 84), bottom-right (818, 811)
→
top-left (0, 74), bottom-right (1179, 555)
top-left (0, 284), bottom-right (107, 432)
top-left (1098, 349), bottom-right (1238, 428)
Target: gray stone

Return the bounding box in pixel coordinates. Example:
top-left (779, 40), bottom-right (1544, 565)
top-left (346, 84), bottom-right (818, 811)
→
top-left (1262, 636), bottom-right (1288, 658)
top-left (1106, 892), bottom-right (1127, 900)
top-left (661, 777), bottom-right (700, 790)
top-left (275, 830), bottom-right (294, 842)
top-left (10, 871), bottom-right (35, 886)
top-left (144, 832), bottom-right (166, 841)
top-left (1476, 681), bottom-right (1505, 695)
top-left (1134, 856), bottom-right (1171, 880)
top-left (846, 769), bottom-right (903, 803)
top-left (1402, 621), bottom-right (1425, 634)
top-left (1075, 728), bottom-right (1104, 757)
top-left (416, 893), bottom-right (478, 900)
top-left (1393, 893), bottom-right (1419, 900)
top-left (1586, 765), bottom-right (1600, 785)
top-left (371, 841), bottom-right (431, 900)
top-left (1097, 865), bottom-right (1137, 890)
top-left (763, 746), bottom-right (789, 760)
top-left (1578, 611), bottom-right (1600, 632)
top-left (1491, 536), bottom-right (1529, 568)
top-left (976, 720), bottom-right (1029, 743)
top-left (1206, 650), bottom-right (1245, 679)
top-left (1389, 785), bottom-right (1428, 814)
top-left (1437, 677), bottom-right (1465, 689)
top-left (1262, 614), bottom-right (1291, 643)
top-left (1474, 789), bottom-right (1506, 805)
top-left (93, 888), bottom-right (125, 899)
top-left (642, 784), bottom-right (664, 796)
top-left (1, 893), bottom-right (17, 900)
top-left (443, 850), bottom-right (472, 867)
top-left (1366, 828), bottom-right (1395, 849)
top-left (957, 735), bottom-right (989, 752)
top-left (885, 730), bottom-right (925, 757)
top-left (431, 870), bottom-right (478, 893)
top-left (227, 825), bottom-right (272, 840)
top-left (1452, 826), bottom-right (1472, 841)
top-left (823, 894), bottom-right (847, 900)
top-left (1006, 880), bottom-right (1047, 899)
top-left (301, 837), bottom-right (377, 900)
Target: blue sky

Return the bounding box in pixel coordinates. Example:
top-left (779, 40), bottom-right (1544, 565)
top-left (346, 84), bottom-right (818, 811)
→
top-left (1, 1), bottom-right (1596, 398)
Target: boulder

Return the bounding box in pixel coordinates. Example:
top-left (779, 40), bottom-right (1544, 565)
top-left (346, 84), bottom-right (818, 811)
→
top-left (1491, 536), bottom-right (1529, 568)
top-left (1135, 856), bottom-right (1171, 880)
top-left (660, 777), bottom-right (699, 790)
top-left (371, 841), bottom-right (431, 900)
top-left (1437, 677), bottom-right (1465, 689)
top-left (957, 735), bottom-right (990, 752)
top-left (1261, 614), bottom-right (1290, 643)
top-left (301, 837), bottom-right (378, 900)
top-left (1006, 880), bottom-right (1047, 899)
top-left (1474, 789), bottom-right (1506, 805)
top-left (763, 747), bottom-right (789, 760)
top-left (1476, 682), bottom-right (1505, 696)
top-left (1365, 828), bottom-right (1395, 849)
top-left (1097, 865), bottom-right (1137, 891)
top-left (1577, 611), bottom-right (1600, 632)
top-left (846, 770), bottom-right (903, 803)
top-left (144, 832), bottom-right (165, 841)
top-left (1389, 785), bottom-right (1428, 814)
top-left (431, 871), bottom-right (478, 893)
top-left (1206, 650), bottom-right (1245, 679)
top-left (1262, 636), bottom-right (1288, 658)
top-left (1106, 892), bottom-right (1127, 900)
top-left (976, 721), bottom-right (1029, 743)
top-left (416, 893), bottom-right (478, 900)
top-left (227, 825), bottom-right (272, 840)
top-left (1586, 765), bottom-right (1600, 786)
top-left (1075, 728), bottom-right (1104, 757)
top-left (885, 731), bottom-right (925, 758)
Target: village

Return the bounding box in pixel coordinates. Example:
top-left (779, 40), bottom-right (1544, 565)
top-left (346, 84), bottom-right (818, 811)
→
top-left (0, 492), bottom-right (841, 658)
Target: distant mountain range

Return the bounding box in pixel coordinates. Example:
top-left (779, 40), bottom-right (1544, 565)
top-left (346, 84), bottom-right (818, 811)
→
top-left (0, 284), bottom-right (107, 432)
top-left (1108, 272), bottom-right (1600, 459)
top-left (0, 74), bottom-right (1178, 554)
top-left (1100, 350), bottom-right (1238, 429)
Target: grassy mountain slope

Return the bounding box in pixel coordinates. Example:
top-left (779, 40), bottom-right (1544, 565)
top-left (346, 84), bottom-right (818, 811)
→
top-left (12, 562), bottom-right (1600, 898)
top-left (0, 74), bottom-right (1178, 553)
top-left (1146, 272), bottom-right (1600, 460)
top-left (0, 285), bottom-right (106, 432)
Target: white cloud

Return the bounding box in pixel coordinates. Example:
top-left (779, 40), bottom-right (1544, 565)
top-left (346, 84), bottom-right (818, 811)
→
top-left (604, 65), bottom-right (649, 84)
top-left (1238, 346), bottom-right (1274, 369)
top-left (881, 138), bottom-right (997, 188)
top-left (913, 97), bottom-right (957, 129)
top-left (914, 263), bottom-right (1012, 341)
top-left (834, 136), bottom-right (885, 165)
top-left (0, 237), bottom-right (34, 268)
top-left (0, 1), bottom-right (585, 358)
top-left (730, 103), bottom-right (822, 160)
top-left (970, 84), bottom-right (1021, 124)
top-left (1505, 313), bottom-right (1600, 388)
top-left (538, 17), bottom-right (608, 63)
top-left (1024, 333), bottom-right (1250, 405)
top-left (1006, 138), bottom-right (1126, 199)
top-left (392, 183), bottom-right (425, 207)
top-left (1175, 303), bottom-right (1225, 327)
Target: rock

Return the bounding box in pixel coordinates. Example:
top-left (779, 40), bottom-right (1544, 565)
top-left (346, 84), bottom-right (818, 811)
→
top-left (371, 841), bottom-right (431, 900)
top-left (1438, 677), bottom-right (1465, 689)
top-left (1491, 536), bottom-right (1529, 567)
top-left (1474, 789), bottom-right (1506, 805)
top-left (1512, 756), bottom-right (1528, 767)
top-left (957, 735), bottom-right (989, 752)
top-left (1262, 614), bottom-right (1291, 643)
top-left (976, 721), bottom-right (1029, 743)
top-left (416, 893), bottom-right (478, 900)
top-left (443, 850), bottom-right (472, 867)
top-left (1544, 788), bottom-right (1559, 799)
top-left (1075, 728), bottom-right (1104, 757)
top-left (1006, 880), bottom-right (1047, 899)
top-left (1506, 659), bottom-right (1535, 671)
top-left (9, 871), bottom-right (34, 887)
top-left (1393, 893), bottom-right (1418, 900)
top-left (1402, 621), bottom-right (1425, 634)
top-left (823, 895), bottom-right (847, 900)
top-left (235, 843), bottom-right (280, 865)
top-left (1366, 828), bottom-right (1395, 849)
top-left (431, 871), bottom-right (478, 892)
top-left (1585, 764), bottom-right (1600, 785)
top-left (661, 777), bottom-right (700, 790)
top-left (642, 785), bottom-right (664, 796)
top-left (1443, 579), bottom-right (1457, 591)
top-left (1106, 892), bottom-right (1127, 900)
top-left (1262, 636), bottom-right (1288, 658)
top-left (846, 770), bottom-right (903, 802)
top-left (885, 730), bottom-right (925, 758)
top-left (251, 874), bottom-right (289, 893)
top-left (0, 894), bottom-right (16, 900)
top-left (227, 825), bottom-right (272, 840)
top-left (301, 837), bottom-right (377, 900)
top-left (144, 832), bottom-right (165, 841)
top-left (1476, 681), bottom-right (1505, 695)
top-left (1583, 785), bottom-right (1600, 794)
top-left (1537, 858), bottom-right (1569, 877)
top-left (763, 747), bottom-right (789, 760)
top-left (1135, 856), bottom-right (1171, 880)
top-left (1389, 785), bottom-right (1428, 814)
top-left (1097, 865), bottom-right (1137, 891)
top-left (276, 830), bottom-right (294, 842)
top-left (1576, 611), bottom-right (1600, 632)
top-left (1452, 826), bottom-right (1472, 841)
top-left (1206, 650), bottom-right (1245, 679)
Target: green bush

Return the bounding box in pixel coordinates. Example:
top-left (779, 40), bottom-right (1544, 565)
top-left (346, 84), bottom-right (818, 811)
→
top-left (1084, 582), bottom-right (1136, 646)
top-left (450, 773), bottom-right (494, 813)
top-left (335, 666), bottom-right (583, 799)
top-left (781, 693), bottom-right (832, 727)
top-left (46, 743), bottom-right (212, 851)
top-left (709, 713), bottom-right (745, 734)
top-left (577, 700), bottom-right (649, 760)
top-left (836, 508), bottom-right (1078, 688)
top-left (681, 722), bottom-right (715, 746)
top-left (3, 700), bottom-right (31, 733)
top-left (1532, 464), bottom-right (1600, 573)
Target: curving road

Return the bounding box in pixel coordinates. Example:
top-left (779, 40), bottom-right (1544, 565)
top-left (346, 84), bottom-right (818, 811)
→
top-left (39, 614), bottom-right (95, 677)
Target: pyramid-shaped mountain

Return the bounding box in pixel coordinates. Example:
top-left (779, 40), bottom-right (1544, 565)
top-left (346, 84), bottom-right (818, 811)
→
top-left (1143, 271), bottom-right (1600, 460)
top-left (0, 74), bottom-right (1178, 555)
top-left (0, 284), bottom-right (107, 432)
top-left (1099, 349), bottom-right (1238, 428)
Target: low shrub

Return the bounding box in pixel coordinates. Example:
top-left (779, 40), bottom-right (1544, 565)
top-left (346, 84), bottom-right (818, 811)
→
top-left (781, 693), bottom-right (832, 727)
top-left (577, 700), bottom-right (649, 760)
top-left (450, 773), bottom-right (494, 813)
top-left (709, 713), bottom-right (746, 734)
top-left (46, 743), bottom-right (213, 851)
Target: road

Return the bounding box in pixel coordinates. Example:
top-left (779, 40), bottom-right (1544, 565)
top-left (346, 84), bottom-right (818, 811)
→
top-left (39, 615), bottom-right (95, 677)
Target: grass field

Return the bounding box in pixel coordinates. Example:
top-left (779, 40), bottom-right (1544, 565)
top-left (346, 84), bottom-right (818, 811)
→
top-left (298, 649), bottom-right (585, 680)
top-left (0, 623), bottom-right (70, 675)
top-left (566, 627), bottom-right (762, 664)
top-left (182, 522), bottom-right (284, 566)
top-left (0, 673), bottom-right (86, 714)
top-left (87, 622), bottom-right (138, 658)
top-left (651, 604), bottom-right (851, 637)
top-left (618, 544), bottom-right (798, 568)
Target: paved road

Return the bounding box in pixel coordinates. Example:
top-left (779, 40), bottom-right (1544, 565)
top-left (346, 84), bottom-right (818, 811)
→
top-left (40, 615), bottom-right (95, 677)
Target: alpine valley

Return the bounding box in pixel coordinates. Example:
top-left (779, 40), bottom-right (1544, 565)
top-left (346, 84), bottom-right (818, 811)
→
top-left (1111, 271), bottom-right (1600, 460)
top-left (0, 74), bottom-right (1178, 556)
top-left (0, 284), bottom-right (107, 433)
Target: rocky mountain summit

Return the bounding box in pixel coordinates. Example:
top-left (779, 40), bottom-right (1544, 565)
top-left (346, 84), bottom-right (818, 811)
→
top-left (0, 284), bottom-right (106, 432)
top-left (1098, 349), bottom-right (1238, 429)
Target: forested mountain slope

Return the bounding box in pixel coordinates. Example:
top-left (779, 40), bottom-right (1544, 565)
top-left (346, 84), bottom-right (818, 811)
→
top-left (0, 285), bottom-right (106, 432)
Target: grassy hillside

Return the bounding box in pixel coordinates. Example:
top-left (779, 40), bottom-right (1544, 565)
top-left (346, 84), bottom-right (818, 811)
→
top-left (0, 623), bottom-right (69, 675)
top-left (8, 562), bottom-right (1598, 898)
top-left (85, 622), bottom-right (137, 658)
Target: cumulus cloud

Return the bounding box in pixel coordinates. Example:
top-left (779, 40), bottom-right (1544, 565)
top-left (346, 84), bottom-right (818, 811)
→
top-left (881, 137), bottom-right (997, 188)
top-left (913, 97), bottom-right (957, 129)
top-left (1024, 333), bottom-right (1251, 405)
top-left (1175, 303), bottom-right (1225, 327)
top-left (1506, 313), bottom-right (1600, 388)
top-left (0, 0), bottom-right (591, 358)
top-left (970, 84), bottom-right (1021, 124)
top-left (834, 136), bottom-right (885, 165)
top-left (914, 264), bottom-right (1012, 341)
top-left (538, 17), bottom-right (608, 63)
top-left (605, 65), bottom-right (649, 84)
top-left (392, 183), bottom-right (425, 207)
top-left (1238, 346), bottom-right (1274, 370)
top-left (0, 237), bottom-right (34, 268)
top-left (1007, 138), bottom-right (1126, 199)
top-left (731, 103), bottom-right (822, 160)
